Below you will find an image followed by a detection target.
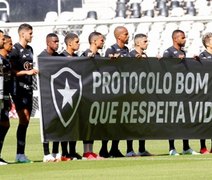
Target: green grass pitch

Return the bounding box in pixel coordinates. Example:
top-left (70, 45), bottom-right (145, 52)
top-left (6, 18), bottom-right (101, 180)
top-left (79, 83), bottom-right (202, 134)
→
top-left (1, 119), bottom-right (212, 180)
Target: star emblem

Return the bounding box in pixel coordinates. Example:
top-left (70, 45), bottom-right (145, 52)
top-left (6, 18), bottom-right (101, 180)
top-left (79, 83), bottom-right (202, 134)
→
top-left (58, 79), bottom-right (77, 108)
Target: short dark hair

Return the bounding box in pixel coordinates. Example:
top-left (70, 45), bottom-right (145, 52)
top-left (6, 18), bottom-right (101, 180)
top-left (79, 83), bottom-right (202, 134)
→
top-left (4, 34), bottom-right (11, 39)
top-left (0, 30), bottom-right (3, 33)
top-left (64, 33), bottom-right (78, 45)
top-left (134, 33), bottom-right (147, 39)
top-left (172, 29), bottom-right (184, 39)
top-left (46, 33), bottom-right (58, 39)
top-left (18, 23), bottom-right (33, 33)
top-left (88, 31), bottom-right (102, 44)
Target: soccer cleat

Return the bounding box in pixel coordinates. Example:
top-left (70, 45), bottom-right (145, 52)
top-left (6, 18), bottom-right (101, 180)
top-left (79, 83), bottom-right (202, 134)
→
top-left (200, 148), bottom-right (209, 154)
top-left (182, 148), bottom-right (200, 155)
top-left (43, 154), bottom-right (56, 162)
top-left (126, 151), bottom-right (137, 157)
top-left (137, 151), bottom-right (153, 156)
top-left (52, 153), bottom-right (62, 162)
top-left (90, 152), bottom-right (103, 160)
top-left (61, 156), bottom-right (71, 161)
top-left (83, 152), bottom-right (96, 160)
top-left (109, 150), bottom-right (125, 158)
top-left (83, 152), bottom-right (103, 160)
top-left (0, 158), bottom-right (8, 165)
top-left (99, 149), bottom-right (110, 158)
top-left (169, 149), bottom-right (179, 156)
top-left (68, 152), bottom-right (82, 160)
top-left (16, 154), bottom-right (33, 163)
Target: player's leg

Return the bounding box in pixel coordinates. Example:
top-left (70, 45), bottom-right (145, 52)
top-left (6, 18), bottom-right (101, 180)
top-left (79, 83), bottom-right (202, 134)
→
top-left (0, 109), bottom-right (10, 165)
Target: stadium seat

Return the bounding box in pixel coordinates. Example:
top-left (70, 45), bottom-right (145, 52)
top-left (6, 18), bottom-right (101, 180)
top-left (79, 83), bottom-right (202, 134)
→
top-left (178, 21), bottom-right (192, 33)
top-left (44, 11), bottom-right (58, 22)
top-left (97, 7), bottom-right (116, 20)
top-left (87, 11), bottom-right (98, 20)
top-left (155, 0), bottom-right (167, 11)
top-left (1, 12), bottom-right (9, 22)
top-left (115, 9), bottom-right (126, 18)
top-left (130, 2), bottom-right (141, 18)
top-left (170, 0), bottom-right (181, 9)
top-left (170, 7), bottom-right (185, 17)
top-left (136, 22), bottom-right (151, 34)
top-left (125, 23), bottom-right (136, 37)
top-left (96, 25), bottom-right (109, 36)
top-left (57, 11), bottom-right (73, 22)
top-left (158, 7), bottom-right (169, 17)
top-left (143, 10), bottom-right (154, 18)
top-left (192, 22), bottom-right (205, 32)
top-left (151, 22), bottom-right (165, 33)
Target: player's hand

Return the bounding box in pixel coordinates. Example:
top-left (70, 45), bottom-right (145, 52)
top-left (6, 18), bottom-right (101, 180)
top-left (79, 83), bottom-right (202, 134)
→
top-left (178, 54), bottom-right (185, 59)
top-left (27, 69), bottom-right (39, 75)
top-left (193, 55), bottom-right (200, 61)
top-left (87, 52), bottom-right (95, 57)
top-left (109, 53), bottom-right (120, 59)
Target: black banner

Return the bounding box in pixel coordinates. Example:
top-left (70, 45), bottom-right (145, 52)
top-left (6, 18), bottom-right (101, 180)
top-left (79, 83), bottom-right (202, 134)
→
top-left (38, 56), bottom-right (212, 141)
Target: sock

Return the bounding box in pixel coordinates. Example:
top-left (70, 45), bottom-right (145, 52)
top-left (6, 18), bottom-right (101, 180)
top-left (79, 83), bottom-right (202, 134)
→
top-left (169, 139), bottom-right (175, 151)
top-left (43, 142), bottom-right (50, 155)
top-left (89, 141), bottom-right (94, 152)
top-left (69, 141), bottom-right (76, 155)
top-left (138, 140), bottom-right (146, 153)
top-left (16, 124), bottom-right (28, 154)
top-left (52, 142), bottom-right (59, 154)
top-left (126, 140), bottom-right (133, 153)
top-left (111, 140), bottom-right (119, 152)
top-left (101, 140), bottom-right (108, 152)
top-left (183, 139), bottom-right (190, 151)
top-left (61, 141), bottom-right (68, 156)
top-left (200, 139), bottom-right (206, 149)
top-left (0, 125), bottom-right (9, 155)
top-left (83, 142), bottom-right (90, 153)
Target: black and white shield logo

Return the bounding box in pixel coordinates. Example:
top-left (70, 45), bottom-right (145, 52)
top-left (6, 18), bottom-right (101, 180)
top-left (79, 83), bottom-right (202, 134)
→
top-left (51, 67), bottom-right (82, 127)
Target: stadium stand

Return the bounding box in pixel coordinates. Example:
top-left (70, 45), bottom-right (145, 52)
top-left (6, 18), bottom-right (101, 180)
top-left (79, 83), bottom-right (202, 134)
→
top-left (1, 0), bottom-right (212, 117)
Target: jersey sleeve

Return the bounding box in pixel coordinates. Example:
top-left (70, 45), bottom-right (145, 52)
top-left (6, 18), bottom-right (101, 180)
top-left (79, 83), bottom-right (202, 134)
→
top-left (9, 46), bottom-right (20, 70)
top-left (105, 47), bottom-right (115, 57)
top-left (163, 49), bottom-right (171, 58)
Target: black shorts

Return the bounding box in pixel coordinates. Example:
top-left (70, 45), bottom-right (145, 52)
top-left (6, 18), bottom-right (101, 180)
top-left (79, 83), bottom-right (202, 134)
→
top-left (0, 108), bottom-right (10, 122)
top-left (13, 95), bottom-right (33, 112)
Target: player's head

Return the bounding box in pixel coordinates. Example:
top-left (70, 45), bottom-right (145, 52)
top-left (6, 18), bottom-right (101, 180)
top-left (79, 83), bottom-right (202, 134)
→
top-left (46, 33), bottom-right (59, 52)
top-left (64, 33), bottom-right (80, 51)
top-left (0, 30), bottom-right (5, 49)
top-left (172, 29), bottom-right (186, 47)
top-left (3, 35), bottom-right (13, 53)
top-left (88, 31), bottom-right (105, 49)
top-left (18, 23), bottom-right (33, 43)
top-left (134, 33), bottom-right (148, 50)
top-left (202, 32), bottom-right (212, 49)
top-left (114, 26), bottom-right (129, 44)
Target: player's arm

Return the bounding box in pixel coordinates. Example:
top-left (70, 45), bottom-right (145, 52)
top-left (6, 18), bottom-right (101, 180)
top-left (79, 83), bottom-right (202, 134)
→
top-left (15, 69), bottom-right (38, 76)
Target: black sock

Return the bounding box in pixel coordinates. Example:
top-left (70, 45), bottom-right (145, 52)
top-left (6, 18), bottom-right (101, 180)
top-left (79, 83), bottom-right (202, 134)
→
top-left (169, 139), bottom-right (175, 151)
top-left (139, 140), bottom-right (146, 153)
top-left (69, 141), bottom-right (76, 155)
top-left (43, 142), bottom-right (50, 155)
top-left (200, 139), bottom-right (206, 149)
top-left (111, 140), bottom-right (119, 152)
top-left (16, 124), bottom-right (28, 154)
top-left (61, 141), bottom-right (68, 156)
top-left (126, 140), bottom-right (133, 153)
top-left (52, 142), bottom-right (59, 154)
top-left (183, 139), bottom-right (190, 151)
top-left (0, 125), bottom-right (9, 155)
top-left (101, 140), bottom-right (108, 151)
